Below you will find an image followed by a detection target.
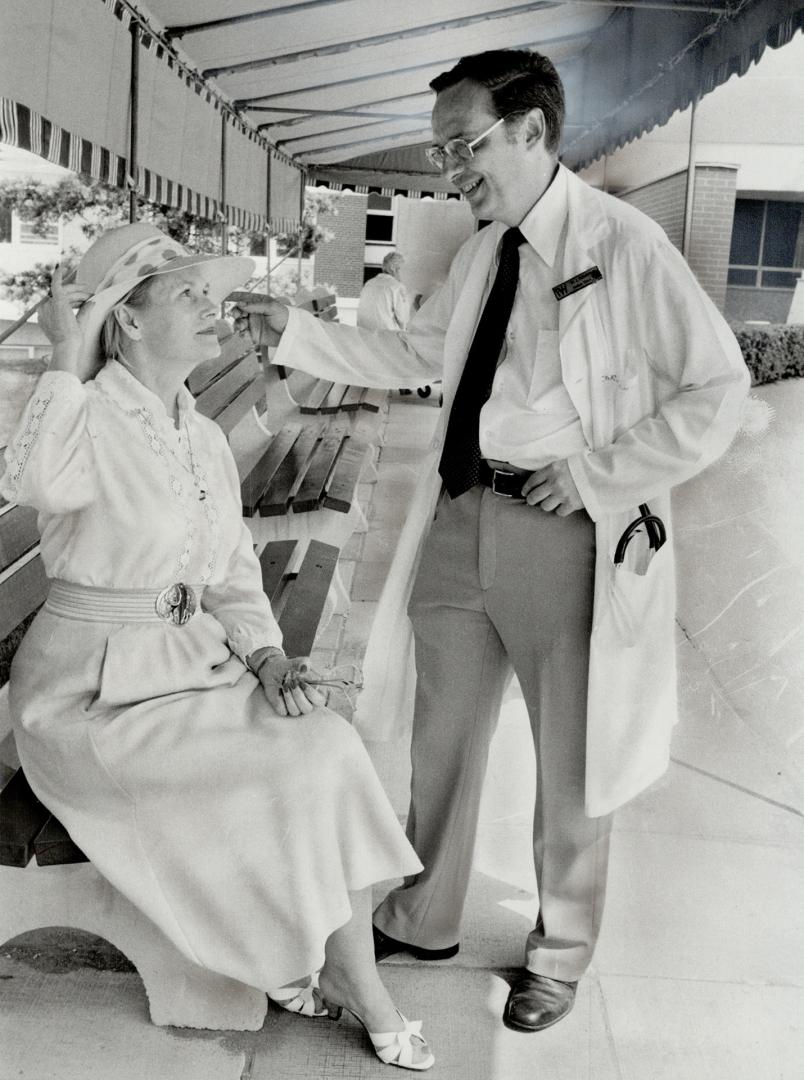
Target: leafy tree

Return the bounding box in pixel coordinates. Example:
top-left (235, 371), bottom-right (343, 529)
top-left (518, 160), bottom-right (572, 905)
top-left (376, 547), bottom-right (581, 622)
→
top-left (274, 188), bottom-right (339, 259)
top-left (0, 175), bottom-right (340, 305)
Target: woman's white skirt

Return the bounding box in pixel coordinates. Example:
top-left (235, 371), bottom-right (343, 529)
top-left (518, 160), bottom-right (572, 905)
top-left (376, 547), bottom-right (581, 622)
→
top-left (10, 603), bottom-right (421, 991)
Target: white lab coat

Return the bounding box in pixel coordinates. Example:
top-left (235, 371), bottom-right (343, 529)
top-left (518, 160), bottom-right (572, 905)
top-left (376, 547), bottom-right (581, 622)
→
top-left (275, 165), bottom-right (750, 815)
top-left (356, 273), bottom-right (411, 332)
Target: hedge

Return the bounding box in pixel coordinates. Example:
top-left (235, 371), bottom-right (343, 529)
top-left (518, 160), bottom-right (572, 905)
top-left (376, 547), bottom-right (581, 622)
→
top-left (732, 323), bottom-right (804, 387)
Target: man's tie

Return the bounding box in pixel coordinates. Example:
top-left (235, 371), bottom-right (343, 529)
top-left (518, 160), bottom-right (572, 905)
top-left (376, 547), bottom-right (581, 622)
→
top-left (438, 227), bottom-right (526, 499)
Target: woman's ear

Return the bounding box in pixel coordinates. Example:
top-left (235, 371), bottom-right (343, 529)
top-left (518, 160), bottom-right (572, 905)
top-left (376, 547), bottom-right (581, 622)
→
top-left (115, 303), bottom-right (142, 342)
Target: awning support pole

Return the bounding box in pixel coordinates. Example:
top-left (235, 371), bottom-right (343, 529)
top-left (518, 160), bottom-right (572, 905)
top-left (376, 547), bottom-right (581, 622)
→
top-left (266, 148), bottom-right (272, 257)
top-left (220, 114), bottom-right (228, 255)
top-left (128, 24), bottom-right (139, 224)
top-left (682, 96), bottom-right (699, 259)
top-left (297, 169), bottom-right (306, 284)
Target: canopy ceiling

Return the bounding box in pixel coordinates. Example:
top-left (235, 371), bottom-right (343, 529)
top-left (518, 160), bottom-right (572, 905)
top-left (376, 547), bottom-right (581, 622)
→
top-left (1, 0), bottom-right (803, 226)
top-left (146, 0), bottom-right (804, 188)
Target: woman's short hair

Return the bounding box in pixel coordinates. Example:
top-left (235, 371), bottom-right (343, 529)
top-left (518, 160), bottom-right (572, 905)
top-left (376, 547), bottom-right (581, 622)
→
top-left (100, 275), bottom-right (157, 361)
top-left (430, 49), bottom-right (565, 155)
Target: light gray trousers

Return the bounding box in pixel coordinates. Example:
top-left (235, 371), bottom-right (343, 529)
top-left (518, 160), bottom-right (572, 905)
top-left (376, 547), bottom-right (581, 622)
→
top-left (373, 484), bottom-right (613, 980)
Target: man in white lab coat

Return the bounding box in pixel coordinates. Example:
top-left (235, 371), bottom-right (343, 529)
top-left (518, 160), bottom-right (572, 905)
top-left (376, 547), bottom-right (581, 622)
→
top-left (235, 49), bottom-right (749, 1033)
top-left (357, 251), bottom-right (412, 333)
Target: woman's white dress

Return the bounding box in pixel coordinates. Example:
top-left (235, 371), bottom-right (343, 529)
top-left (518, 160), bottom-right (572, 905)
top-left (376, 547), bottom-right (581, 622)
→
top-left (1, 361), bottom-right (421, 990)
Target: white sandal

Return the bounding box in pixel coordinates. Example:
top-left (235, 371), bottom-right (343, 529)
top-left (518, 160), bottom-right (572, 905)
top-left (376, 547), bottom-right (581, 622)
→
top-left (268, 973), bottom-right (328, 1018)
top-left (327, 1003), bottom-right (435, 1071)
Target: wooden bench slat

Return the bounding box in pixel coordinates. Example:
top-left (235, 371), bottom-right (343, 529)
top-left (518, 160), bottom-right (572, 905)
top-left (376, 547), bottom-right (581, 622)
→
top-left (212, 377), bottom-right (266, 437)
top-left (186, 335), bottom-right (240, 395)
top-left (34, 815), bottom-right (88, 866)
top-left (0, 550), bottom-right (48, 641)
top-left (258, 426), bottom-right (321, 517)
top-left (299, 380), bottom-right (335, 414)
top-left (0, 767), bottom-right (50, 867)
top-left (0, 504), bottom-right (41, 576)
top-left (258, 540), bottom-right (298, 604)
top-left (338, 386), bottom-right (364, 412)
top-left (323, 436), bottom-right (370, 514)
top-left (292, 431), bottom-right (345, 513)
top-left (359, 388), bottom-right (386, 413)
top-left (276, 540), bottom-right (339, 658)
top-left (195, 353), bottom-right (260, 423)
top-left (318, 384), bottom-right (349, 415)
top-left (241, 424), bottom-right (302, 517)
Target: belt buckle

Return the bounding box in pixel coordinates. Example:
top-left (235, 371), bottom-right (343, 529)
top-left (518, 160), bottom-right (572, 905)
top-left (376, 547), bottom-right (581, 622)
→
top-left (155, 583), bottom-right (197, 625)
top-left (491, 468), bottom-right (515, 497)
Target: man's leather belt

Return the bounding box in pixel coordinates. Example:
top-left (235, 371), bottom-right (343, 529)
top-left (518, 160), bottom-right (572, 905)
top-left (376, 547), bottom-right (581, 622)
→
top-left (477, 461), bottom-right (527, 498)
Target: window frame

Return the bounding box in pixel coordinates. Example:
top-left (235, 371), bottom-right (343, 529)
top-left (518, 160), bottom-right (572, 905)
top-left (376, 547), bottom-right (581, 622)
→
top-left (727, 198), bottom-right (804, 291)
top-left (365, 193), bottom-right (396, 246)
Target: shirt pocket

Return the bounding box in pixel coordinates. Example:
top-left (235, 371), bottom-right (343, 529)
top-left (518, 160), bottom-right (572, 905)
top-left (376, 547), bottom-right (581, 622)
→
top-left (602, 346), bottom-right (642, 392)
top-left (526, 330), bottom-right (561, 410)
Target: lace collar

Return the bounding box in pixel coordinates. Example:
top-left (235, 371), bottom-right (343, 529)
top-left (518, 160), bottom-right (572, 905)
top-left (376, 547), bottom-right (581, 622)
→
top-left (94, 359), bottom-right (196, 431)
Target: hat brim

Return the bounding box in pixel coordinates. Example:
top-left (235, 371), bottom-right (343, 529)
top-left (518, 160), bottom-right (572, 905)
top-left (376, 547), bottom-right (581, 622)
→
top-left (78, 253), bottom-right (255, 372)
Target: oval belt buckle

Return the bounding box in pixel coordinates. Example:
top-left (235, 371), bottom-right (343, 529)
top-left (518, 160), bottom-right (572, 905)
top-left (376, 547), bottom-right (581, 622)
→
top-left (155, 582), bottom-right (197, 626)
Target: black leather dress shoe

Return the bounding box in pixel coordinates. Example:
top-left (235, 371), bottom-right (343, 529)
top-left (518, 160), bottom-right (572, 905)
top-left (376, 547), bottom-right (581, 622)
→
top-left (372, 925), bottom-right (460, 963)
top-left (502, 972), bottom-right (578, 1032)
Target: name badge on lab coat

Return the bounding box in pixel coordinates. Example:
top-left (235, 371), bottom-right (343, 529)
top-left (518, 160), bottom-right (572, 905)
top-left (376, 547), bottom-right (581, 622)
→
top-left (553, 266), bottom-right (602, 301)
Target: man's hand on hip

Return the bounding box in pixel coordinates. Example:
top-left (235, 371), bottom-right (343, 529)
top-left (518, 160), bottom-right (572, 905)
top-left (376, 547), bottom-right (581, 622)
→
top-left (521, 460), bottom-right (584, 516)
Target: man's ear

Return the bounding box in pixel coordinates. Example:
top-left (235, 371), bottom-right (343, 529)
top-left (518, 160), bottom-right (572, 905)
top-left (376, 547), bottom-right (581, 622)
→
top-left (523, 107), bottom-right (547, 149)
top-left (115, 303), bottom-right (142, 342)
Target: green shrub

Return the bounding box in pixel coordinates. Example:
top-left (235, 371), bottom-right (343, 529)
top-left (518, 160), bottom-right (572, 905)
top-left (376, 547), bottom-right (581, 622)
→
top-left (732, 324), bottom-right (804, 387)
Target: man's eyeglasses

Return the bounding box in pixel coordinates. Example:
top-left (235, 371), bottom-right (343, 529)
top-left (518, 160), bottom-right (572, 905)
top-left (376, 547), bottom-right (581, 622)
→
top-left (425, 114), bottom-right (514, 171)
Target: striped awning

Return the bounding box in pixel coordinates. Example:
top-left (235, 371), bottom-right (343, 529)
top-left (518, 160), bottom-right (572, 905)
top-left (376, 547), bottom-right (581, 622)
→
top-left (1, 0), bottom-right (803, 215)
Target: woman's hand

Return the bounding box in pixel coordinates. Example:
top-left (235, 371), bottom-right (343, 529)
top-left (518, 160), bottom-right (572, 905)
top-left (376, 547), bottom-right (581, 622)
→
top-left (40, 266), bottom-right (95, 381)
top-left (249, 649), bottom-right (327, 716)
top-left (231, 295), bottom-right (289, 350)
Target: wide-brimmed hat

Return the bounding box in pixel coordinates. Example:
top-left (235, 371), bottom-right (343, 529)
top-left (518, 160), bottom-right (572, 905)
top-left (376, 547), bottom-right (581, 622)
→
top-left (75, 223), bottom-right (255, 367)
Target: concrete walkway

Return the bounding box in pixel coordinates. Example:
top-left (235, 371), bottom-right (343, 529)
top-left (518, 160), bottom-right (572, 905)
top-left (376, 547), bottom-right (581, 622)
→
top-left (2, 385), bottom-right (803, 1079)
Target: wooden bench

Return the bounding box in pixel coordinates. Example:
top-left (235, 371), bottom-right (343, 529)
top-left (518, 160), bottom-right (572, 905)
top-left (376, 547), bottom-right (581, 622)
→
top-left (278, 293), bottom-right (389, 445)
top-left (195, 323), bottom-right (372, 620)
top-left (241, 421), bottom-right (369, 518)
top-left (198, 317), bottom-right (375, 515)
top-left (0, 501), bottom-right (339, 1030)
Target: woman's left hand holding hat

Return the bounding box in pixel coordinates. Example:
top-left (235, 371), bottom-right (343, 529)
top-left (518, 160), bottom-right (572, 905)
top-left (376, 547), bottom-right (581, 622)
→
top-left (41, 265), bottom-right (96, 382)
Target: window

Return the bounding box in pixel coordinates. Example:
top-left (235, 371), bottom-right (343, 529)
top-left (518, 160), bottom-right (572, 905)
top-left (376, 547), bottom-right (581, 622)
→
top-left (18, 218), bottom-right (59, 245)
top-left (365, 193), bottom-right (395, 244)
top-left (362, 266), bottom-right (383, 284)
top-left (728, 199), bottom-right (804, 289)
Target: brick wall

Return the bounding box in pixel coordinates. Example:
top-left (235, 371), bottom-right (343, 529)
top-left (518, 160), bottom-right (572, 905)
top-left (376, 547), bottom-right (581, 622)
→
top-left (313, 193), bottom-right (367, 298)
top-left (686, 165), bottom-right (738, 312)
top-left (618, 164), bottom-right (738, 311)
top-left (619, 171), bottom-right (687, 250)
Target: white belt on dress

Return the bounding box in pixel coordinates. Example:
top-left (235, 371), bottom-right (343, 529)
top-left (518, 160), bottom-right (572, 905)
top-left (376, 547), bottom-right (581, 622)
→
top-left (46, 580), bottom-right (204, 626)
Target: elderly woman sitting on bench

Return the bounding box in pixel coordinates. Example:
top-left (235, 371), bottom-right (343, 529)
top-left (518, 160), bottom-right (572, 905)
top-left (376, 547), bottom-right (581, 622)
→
top-left (0, 224), bottom-right (434, 1072)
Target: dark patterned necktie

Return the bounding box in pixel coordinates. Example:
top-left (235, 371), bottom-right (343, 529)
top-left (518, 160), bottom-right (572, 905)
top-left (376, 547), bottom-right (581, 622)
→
top-left (438, 227), bottom-right (526, 499)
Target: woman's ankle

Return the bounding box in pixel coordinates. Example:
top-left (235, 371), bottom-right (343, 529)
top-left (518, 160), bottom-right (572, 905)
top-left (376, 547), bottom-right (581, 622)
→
top-left (317, 965), bottom-right (400, 1031)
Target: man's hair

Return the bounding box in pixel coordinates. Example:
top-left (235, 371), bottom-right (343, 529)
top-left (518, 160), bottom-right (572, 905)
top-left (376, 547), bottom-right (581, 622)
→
top-left (429, 49), bottom-right (565, 154)
top-left (382, 252), bottom-right (404, 276)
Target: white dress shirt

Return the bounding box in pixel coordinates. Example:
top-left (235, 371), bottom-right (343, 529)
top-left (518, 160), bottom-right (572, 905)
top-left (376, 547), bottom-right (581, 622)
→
top-left (479, 165), bottom-right (587, 470)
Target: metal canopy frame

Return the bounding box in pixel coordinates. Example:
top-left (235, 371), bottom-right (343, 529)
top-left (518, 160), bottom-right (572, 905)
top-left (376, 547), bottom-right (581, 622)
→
top-left (139, 0), bottom-right (804, 189)
top-left (3, 0), bottom-right (802, 219)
